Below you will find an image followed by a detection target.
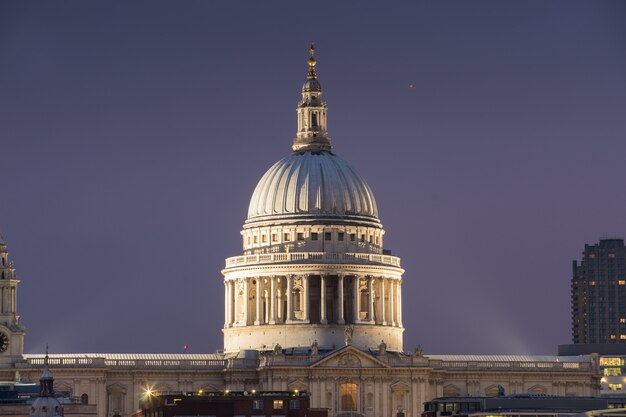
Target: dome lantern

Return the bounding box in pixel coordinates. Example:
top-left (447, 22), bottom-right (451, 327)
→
top-left (293, 43), bottom-right (332, 152)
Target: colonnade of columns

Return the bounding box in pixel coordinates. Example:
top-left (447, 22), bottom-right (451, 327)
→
top-left (224, 274), bottom-right (402, 328)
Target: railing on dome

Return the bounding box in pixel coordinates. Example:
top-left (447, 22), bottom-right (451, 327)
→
top-left (224, 252), bottom-right (401, 268)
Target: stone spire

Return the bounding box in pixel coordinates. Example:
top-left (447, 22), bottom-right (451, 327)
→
top-left (40, 345), bottom-right (54, 397)
top-left (292, 43), bottom-right (332, 152)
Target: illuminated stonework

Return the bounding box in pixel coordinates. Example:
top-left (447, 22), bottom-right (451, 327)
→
top-left (222, 45), bottom-right (403, 353)
top-left (0, 47), bottom-right (601, 417)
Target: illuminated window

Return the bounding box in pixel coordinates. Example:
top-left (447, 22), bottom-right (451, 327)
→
top-left (253, 399), bottom-right (264, 409)
top-left (340, 383), bottom-right (357, 411)
top-left (284, 233), bottom-right (290, 241)
top-left (590, 281), bottom-right (596, 286)
top-left (611, 335), bottom-right (617, 340)
top-left (271, 234), bottom-right (277, 242)
top-left (600, 358), bottom-right (624, 366)
top-left (609, 384), bottom-right (623, 391)
top-left (273, 400), bottom-right (284, 409)
top-left (605, 368), bottom-right (622, 376)
top-left (621, 335), bottom-right (626, 340)
top-left (338, 232), bottom-right (345, 241)
top-left (254, 236), bottom-right (258, 244)
top-left (620, 318), bottom-right (625, 323)
top-left (262, 235), bottom-right (267, 243)
top-left (325, 232), bottom-right (331, 241)
top-left (619, 281), bottom-right (625, 285)
top-left (311, 233), bottom-right (318, 241)
top-left (609, 253), bottom-right (616, 258)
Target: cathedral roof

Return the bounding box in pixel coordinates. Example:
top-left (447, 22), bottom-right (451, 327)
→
top-left (246, 151), bottom-right (379, 226)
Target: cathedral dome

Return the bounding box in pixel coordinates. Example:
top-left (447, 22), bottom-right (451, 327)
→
top-left (246, 150), bottom-right (379, 226)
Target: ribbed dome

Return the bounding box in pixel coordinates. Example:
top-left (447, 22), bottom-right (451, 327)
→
top-left (246, 151), bottom-right (379, 225)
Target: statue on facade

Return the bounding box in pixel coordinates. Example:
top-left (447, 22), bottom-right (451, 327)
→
top-left (273, 343), bottom-right (282, 355)
top-left (378, 340), bottom-right (387, 355)
top-left (414, 344), bottom-right (424, 357)
top-left (344, 325), bottom-right (354, 346)
top-left (311, 340), bottom-right (319, 356)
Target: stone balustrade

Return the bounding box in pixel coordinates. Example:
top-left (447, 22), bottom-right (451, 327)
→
top-left (224, 252), bottom-right (401, 268)
top-left (23, 355), bottom-right (228, 370)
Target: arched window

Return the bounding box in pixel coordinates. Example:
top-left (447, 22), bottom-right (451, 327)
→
top-left (81, 393), bottom-right (88, 404)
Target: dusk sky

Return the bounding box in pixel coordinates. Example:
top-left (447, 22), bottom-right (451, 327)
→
top-left (1, 1), bottom-right (625, 355)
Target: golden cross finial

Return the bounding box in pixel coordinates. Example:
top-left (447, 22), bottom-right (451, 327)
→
top-left (307, 43), bottom-right (317, 79)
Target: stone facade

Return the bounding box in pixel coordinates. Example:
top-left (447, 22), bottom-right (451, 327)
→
top-left (0, 47), bottom-right (602, 417)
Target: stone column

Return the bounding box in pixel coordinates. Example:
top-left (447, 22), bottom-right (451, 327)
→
top-left (269, 275), bottom-right (276, 324)
top-left (353, 275), bottom-right (360, 323)
top-left (264, 289), bottom-right (269, 323)
top-left (224, 281), bottom-right (229, 328)
top-left (397, 279), bottom-right (403, 326)
top-left (338, 274), bottom-right (345, 324)
top-left (230, 281), bottom-right (235, 326)
top-left (303, 274), bottom-right (310, 323)
top-left (286, 275), bottom-right (293, 323)
top-left (368, 276), bottom-right (375, 323)
top-left (380, 277), bottom-right (387, 325)
top-left (243, 278), bottom-right (249, 325)
top-left (254, 277), bottom-right (262, 325)
top-left (320, 274), bottom-right (327, 324)
top-left (277, 277), bottom-right (283, 323)
top-left (390, 278), bottom-right (396, 326)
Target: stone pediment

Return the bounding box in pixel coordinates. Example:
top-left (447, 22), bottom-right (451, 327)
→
top-left (311, 346), bottom-right (390, 369)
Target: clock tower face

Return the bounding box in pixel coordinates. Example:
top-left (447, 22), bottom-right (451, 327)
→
top-left (0, 332), bottom-right (9, 353)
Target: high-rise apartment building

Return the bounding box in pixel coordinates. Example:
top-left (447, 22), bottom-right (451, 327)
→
top-left (572, 239), bottom-right (626, 344)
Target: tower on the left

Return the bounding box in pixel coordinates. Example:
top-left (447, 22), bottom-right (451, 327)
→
top-left (0, 230), bottom-right (25, 366)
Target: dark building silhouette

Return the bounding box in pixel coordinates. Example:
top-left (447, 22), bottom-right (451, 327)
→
top-left (572, 239), bottom-right (626, 344)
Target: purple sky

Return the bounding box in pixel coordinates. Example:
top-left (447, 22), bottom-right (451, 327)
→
top-left (1, 1), bottom-right (625, 355)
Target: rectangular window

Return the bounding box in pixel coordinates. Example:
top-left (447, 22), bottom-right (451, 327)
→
top-left (273, 400), bottom-right (284, 409)
top-left (375, 236), bottom-right (379, 244)
top-left (284, 233), bottom-right (290, 241)
top-left (369, 235), bottom-right (373, 243)
top-left (620, 280), bottom-right (625, 285)
top-left (254, 236), bottom-right (258, 244)
top-left (350, 233), bottom-right (356, 242)
top-left (253, 399), bottom-right (264, 409)
top-left (360, 234), bottom-right (365, 242)
top-left (297, 233), bottom-right (304, 241)
top-left (272, 234), bottom-right (277, 242)
top-left (621, 335), bottom-right (626, 340)
top-left (311, 233), bottom-right (318, 241)
top-left (290, 399), bottom-right (300, 409)
top-left (620, 318), bottom-right (625, 323)
top-left (611, 334), bottom-right (617, 340)
top-left (325, 232), bottom-right (331, 241)
top-left (610, 384), bottom-right (623, 391)
top-left (338, 232), bottom-right (345, 241)
top-left (604, 368), bottom-right (622, 376)
top-left (262, 235), bottom-right (267, 243)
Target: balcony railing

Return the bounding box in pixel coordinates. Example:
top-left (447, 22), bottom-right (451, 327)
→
top-left (225, 252), bottom-right (401, 269)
